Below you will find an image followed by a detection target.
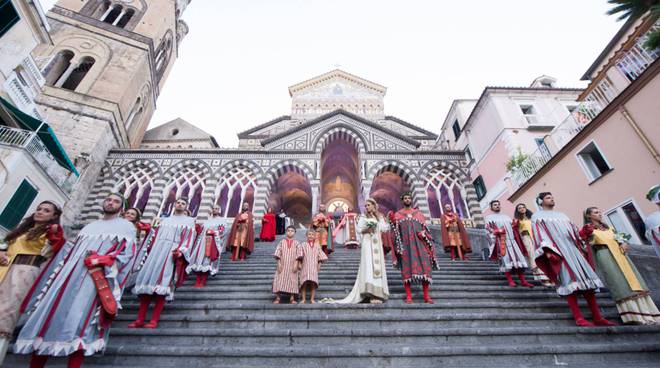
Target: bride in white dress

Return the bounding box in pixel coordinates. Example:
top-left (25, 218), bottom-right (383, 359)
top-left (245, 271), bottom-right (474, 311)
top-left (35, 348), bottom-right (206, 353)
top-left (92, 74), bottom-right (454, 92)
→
top-left (336, 198), bottom-right (390, 304)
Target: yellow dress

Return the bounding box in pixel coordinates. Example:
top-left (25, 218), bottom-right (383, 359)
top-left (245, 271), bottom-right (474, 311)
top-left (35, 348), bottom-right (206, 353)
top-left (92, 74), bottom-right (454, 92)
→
top-left (591, 228), bottom-right (659, 324)
top-left (0, 233), bottom-right (50, 336)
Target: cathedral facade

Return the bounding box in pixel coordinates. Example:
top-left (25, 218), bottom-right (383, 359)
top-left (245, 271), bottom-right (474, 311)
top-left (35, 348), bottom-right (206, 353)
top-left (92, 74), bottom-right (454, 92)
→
top-left (80, 70), bottom-right (483, 227)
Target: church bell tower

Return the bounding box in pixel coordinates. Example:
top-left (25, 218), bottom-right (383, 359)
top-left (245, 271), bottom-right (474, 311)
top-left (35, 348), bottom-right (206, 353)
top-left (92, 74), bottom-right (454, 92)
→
top-left (30, 0), bottom-right (190, 224)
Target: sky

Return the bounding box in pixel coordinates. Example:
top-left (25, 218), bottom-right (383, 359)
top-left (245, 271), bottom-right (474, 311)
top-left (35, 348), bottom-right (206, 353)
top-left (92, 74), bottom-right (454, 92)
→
top-left (42, 0), bottom-right (624, 147)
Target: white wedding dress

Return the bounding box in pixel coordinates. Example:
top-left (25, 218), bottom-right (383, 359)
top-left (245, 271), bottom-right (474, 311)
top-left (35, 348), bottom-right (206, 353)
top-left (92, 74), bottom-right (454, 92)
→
top-left (335, 216), bottom-right (390, 303)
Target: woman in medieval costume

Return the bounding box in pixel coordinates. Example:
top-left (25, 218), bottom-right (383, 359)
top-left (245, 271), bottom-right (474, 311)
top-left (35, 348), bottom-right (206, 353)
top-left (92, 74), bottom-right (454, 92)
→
top-left (0, 201), bottom-right (65, 365)
top-left (13, 193), bottom-right (136, 368)
top-left (512, 203), bottom-right (553, 287)
top-left (581, 207), bottom-right (659, 324)
top-left (336, 198), bottom-right (390, 304)
top-left (259, 207), bottom-right (277, 242)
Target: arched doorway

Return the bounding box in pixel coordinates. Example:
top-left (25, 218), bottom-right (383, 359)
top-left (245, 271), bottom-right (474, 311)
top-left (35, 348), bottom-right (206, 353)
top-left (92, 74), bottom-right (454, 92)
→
top-left (267, 165), bottom-right (312, 224)
top-left (320, 131), bottom-right (361, 212)
top-left (369, 170), bottom-right (411, 215)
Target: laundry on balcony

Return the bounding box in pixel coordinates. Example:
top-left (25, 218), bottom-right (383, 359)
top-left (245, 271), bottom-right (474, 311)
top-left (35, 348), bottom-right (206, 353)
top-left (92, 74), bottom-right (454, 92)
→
top-left (0, 96), bottom-right (78, 176)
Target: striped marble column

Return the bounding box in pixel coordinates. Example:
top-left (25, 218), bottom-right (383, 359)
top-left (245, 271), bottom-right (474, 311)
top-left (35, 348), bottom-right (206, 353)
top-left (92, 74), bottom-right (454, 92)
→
top-left (412, 179), bottom-right (431, 220)
top-left (143, 177), bottom-right (167, 222)
top-left (252, 178), bottom-right (270, 221)
top-left (464, 183), bottom-right (484, 227)
top-left (196, 176), bottom-right (218, 221)
top-left (80, 175), bottom-right (115, 223)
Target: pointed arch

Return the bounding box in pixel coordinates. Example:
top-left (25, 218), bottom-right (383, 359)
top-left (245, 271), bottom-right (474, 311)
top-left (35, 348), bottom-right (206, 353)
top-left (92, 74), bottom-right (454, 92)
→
top-left (159, 160), bottom-right (211, 217)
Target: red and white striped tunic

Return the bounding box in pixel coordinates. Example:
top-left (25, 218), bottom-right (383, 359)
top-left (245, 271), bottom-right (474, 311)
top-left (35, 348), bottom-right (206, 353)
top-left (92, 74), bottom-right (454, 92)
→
top-left (299, 240), bottom-right (328, 287)
top-left (272, 239), bottom-right (303, 294)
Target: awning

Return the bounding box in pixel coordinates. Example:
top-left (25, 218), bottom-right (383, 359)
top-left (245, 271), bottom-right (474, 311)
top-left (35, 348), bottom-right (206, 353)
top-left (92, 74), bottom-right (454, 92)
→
top-left (0, 97), bottom-right (79, 176)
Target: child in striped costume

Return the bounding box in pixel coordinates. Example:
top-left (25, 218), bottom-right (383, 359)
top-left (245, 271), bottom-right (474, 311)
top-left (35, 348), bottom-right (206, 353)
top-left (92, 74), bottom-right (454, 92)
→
top-left (272, 226), bottom-right (303, 304)
top-left (299, 229), bottom-right (328, 304)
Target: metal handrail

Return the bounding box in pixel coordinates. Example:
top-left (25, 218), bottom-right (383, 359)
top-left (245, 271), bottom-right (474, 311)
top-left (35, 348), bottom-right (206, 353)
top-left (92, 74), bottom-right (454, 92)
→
top-left (0, 125), bottom-right (77, 193)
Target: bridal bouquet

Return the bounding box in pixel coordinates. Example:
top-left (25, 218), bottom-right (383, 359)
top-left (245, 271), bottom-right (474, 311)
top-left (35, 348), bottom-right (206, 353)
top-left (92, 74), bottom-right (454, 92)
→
top-left (614, 231), bottom-right (632, 244)
top-left (364, 218), bottom-right (379, 229)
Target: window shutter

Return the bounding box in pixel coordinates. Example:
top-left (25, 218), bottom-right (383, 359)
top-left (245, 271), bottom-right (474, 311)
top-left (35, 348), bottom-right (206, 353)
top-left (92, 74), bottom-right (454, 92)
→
top-left (0, 179), bottom-right (38, 230)
top-left (0, 0), bottom-right (20, 38)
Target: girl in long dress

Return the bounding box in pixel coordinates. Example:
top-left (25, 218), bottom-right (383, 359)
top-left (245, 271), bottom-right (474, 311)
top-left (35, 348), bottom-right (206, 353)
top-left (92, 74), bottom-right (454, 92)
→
top-left (336, 198), bottom-right (390, 304)
top-left (0, 201), bottom-right (65, 364)
top-left (513, 203), bottom-right (553, 287)
top-left (581, 207), bottom-right (660, 325)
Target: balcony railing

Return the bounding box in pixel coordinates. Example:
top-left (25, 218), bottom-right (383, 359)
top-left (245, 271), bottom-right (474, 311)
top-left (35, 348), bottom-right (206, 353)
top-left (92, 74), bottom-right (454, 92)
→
top-left (508, 20), bottom-right (659, 192)
top-left (0, 125), bottom-right (77, 193)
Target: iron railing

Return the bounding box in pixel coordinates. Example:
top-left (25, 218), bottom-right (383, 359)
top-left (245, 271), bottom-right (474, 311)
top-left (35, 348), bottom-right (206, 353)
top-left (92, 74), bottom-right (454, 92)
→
top-left (508, 20), bottom-right (659, 191)
top-left (0, 125), bottom-right (77, 193)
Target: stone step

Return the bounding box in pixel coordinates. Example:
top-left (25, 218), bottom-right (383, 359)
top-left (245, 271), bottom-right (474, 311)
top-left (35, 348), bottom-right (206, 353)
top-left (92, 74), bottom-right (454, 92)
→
top-left (195, 274), bottom-right (525, 282)
top-left (7, 342), bottom-right (660, 368)
top-left (119, 299), bottom-right (618, 315)
top-left (180, 278), bottom-right (546, 286)
top-left (125, 289), bottom-right (608, 305)
top-left (111, 311), bottom-right (623, 329)
top-left (105, 325), bottom-right (660, 347)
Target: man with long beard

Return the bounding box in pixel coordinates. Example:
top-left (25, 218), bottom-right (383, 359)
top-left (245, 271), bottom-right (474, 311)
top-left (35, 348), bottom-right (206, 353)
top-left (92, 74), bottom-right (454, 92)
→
top-left (14, 193), bottom-right (136, 368)
top-left (389, 192), bottom-right (438, 304)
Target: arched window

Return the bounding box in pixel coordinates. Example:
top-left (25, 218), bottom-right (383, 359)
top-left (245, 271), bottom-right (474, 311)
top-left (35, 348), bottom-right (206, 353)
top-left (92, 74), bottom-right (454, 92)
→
top-left (114, 167), bottom-right (153, 213)
top-left (101, 4), bottom-right (122, 24)
top-left (116, 8), bottom-right (134, 28)
top-left (92, 1), bottom-right (112, 19)
top-left (426, 168), bottom-right (470, 219)
top-left (126, 96), bottom-right (143, 132)
top-left (61, 56), bottom-right (95, 91)
top-left (160, 168), bottom-right (206, 217)
top-left (214, 166), bottom-right (256, 218)
top-left (44, 50), bottom-right (74, 86)
top-left (155, 34), bottom-right (173, 80)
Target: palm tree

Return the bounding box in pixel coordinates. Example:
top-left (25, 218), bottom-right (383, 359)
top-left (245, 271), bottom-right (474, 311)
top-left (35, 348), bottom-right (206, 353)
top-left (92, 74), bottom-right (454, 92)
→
top-left (606, 0), bottom-right (660, 49)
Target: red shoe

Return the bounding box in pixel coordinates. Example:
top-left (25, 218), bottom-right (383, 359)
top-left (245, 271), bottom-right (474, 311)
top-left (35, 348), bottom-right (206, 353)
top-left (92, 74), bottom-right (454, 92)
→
top-left (404, 296), bottom-right (413, 304)
top-left (593, 318), bottom-right (618, 326)
top-left (143, 321), bottom-right (159, 329)
top-left (424, 297), bottom-right (434, 304)
top-left (127, 321), bottom-right (144, 328)
top-left (575, 318), bottom-right (595, 327)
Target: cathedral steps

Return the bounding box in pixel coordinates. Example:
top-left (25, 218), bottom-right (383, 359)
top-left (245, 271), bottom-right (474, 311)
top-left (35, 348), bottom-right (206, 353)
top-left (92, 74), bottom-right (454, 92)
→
top-left (6, 234), bottom-right (660, 367)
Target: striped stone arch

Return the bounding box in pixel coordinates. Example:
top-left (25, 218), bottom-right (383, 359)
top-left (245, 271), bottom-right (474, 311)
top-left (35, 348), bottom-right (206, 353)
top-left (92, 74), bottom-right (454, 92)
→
top-left (418, 160), bottom-right (469, 183)
top-left (313, 124), bottom-right (368, 153)
top-left (418, 160), bottom-right (483, 226)
top-left (262, 159), bottom-right (315, 191)
top-left (202, 160), bottom-right (262, 220)
top-left (80, 162), bottom-right (114, 223)
top-left (157, 159), bottom-right (212, 217)
top-left (110, 159), bottom-right (162, 216)
top-left (366, 160), bottom-right (419, 188)
top-left (255, 160), bottom-right (315, 218)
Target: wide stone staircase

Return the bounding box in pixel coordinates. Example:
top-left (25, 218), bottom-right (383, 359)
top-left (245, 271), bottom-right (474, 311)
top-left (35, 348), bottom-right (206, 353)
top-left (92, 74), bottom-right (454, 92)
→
top-left (7, 234), bottom-right (660, 367)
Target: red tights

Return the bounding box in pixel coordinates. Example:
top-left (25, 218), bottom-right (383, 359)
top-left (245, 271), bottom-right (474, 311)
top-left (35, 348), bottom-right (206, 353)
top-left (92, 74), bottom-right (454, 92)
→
top-left (30, 350), bottom-right (84, 368)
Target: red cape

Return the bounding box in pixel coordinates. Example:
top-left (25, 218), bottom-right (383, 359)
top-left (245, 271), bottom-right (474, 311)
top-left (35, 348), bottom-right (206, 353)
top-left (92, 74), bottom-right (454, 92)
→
top-left (226, 212), bottom-right (255, 254)
top-left (440, 213), bottom-right (472, 253)
top-left (260, 212), bottom-right (277, 241)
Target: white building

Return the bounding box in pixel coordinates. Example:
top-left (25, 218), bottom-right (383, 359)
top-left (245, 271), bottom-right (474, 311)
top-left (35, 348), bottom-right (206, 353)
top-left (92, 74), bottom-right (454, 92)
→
top-left (0, 0), bottom-right (76, 236)
top-left (438, 76), bottom-right (583, 215)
